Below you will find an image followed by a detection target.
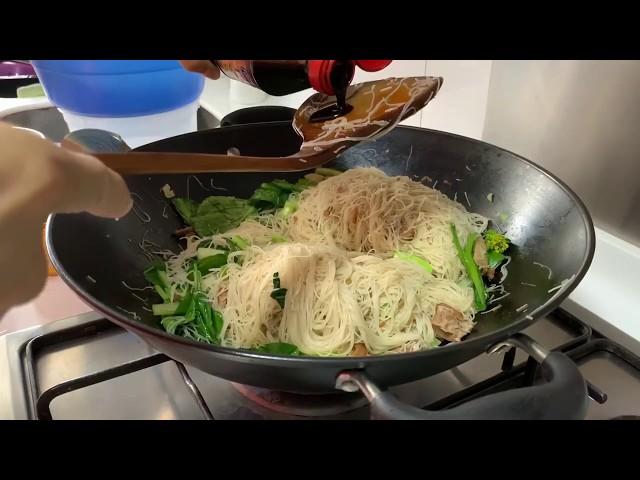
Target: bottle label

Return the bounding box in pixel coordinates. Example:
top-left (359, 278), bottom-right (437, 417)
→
top-left (216, 60), bottom-right (259, 88)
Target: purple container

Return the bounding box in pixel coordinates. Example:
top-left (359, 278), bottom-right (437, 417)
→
top-left (0, 61), bottom-right (38, 97)
top-left (0, 61), bottom-right (37, 78)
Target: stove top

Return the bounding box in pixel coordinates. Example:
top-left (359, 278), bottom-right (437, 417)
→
top-left (1, 309), bottom-right (639, 420)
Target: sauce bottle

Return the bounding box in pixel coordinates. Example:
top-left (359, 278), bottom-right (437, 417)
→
top-left (212, 60), bottom-right (392, 121)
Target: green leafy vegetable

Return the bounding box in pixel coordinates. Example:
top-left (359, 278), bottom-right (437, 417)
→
top-left (218, 236), bottom-right (249, 266)
top-left (172, 198), bottom-right (199, 224)
top-left (144, 264), bottom-right (170, 302)
top-left (463, 233), bottom-right (487, 310)
top-left (197, 253), bottom-right (229, 275)
top-left (212, 309), bottom-right (224, 341)
top-left (145, 171), bottom-right (332, 346)
top-left (197, 196), bottom-right (252, 218)
top-left (249, 179), bottom-right (311, 211)
top-left (176, 289), bottom-right (194, 315)
top-left (161, 315), bottom-right (192, 335)
top-left (152, 291), bottom-right (194, 317)
top-left (156, 290), bottom-right (224, 344)
top-left (487, 249), bottom-right (506, 270)
top-left (271, 234), bottom-right (288, 243)
top-left (393, 251), bottom-right (433, 273)
top-left (222, 236), bottom-right (250, 256)
top-left (143, 263), bottom-right (167, 287)
top-left (484, 229), bottom-right (510, 254)
top-left (171, 176), bottom-right (319, 237)
top-left (230, 236), bottom-right (249, 250)
top-left (271, 179), bottom-right (307, 193)
top-left (279, 196), bottom-right (299, 218)
top-left (196, 248), bottom-right (226, 260)
top-left (254, 342), bottom-right (300, 355)
top-left (304, 173), bottom-right (326, 184)
top-left (152, 302), bottom-right (179, 316)
top-left (450, 224), bottom-right (487, 310)
top-left (270, 272), bottom-right (287, 308)
top-left (295, 178), bottom-right (315, 188)
top-left (249, 183), bottom-right (287, 210)
top-left (192, 294), bottom-right (214, 341)
top-left (171, 195), bottom-right (259, 237)
top-left (189, 196), bottom-right (257, 236)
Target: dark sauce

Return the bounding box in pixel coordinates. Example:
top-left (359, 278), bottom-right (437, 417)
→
top-left (251, 61), bottom-right (310, 95)
top-left (309, 61), bottom-right (354, 123)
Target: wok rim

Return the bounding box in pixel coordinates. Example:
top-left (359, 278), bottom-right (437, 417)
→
top-left (46, 124), bottom-right (596, 367)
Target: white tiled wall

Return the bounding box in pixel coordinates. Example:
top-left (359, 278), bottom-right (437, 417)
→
top-left (422, 60), bottom-right (493, 139)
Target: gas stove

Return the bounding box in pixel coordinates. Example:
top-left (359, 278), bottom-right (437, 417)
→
top-left (1, 309), bottom-right (638, 420)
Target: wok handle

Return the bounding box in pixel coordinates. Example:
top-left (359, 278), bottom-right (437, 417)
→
top-left (335, 333), bottom-right (589, 420)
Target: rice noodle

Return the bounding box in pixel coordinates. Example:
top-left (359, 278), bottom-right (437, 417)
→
top-left (199, 243), bottom-right (473, 356)
top-left (480, 304), bottom-right (502, 315)
top-left (533, 261), bottom-right (553, 280)
top-left (159, 167), bottom-right (505, 356)
top-left (287, 168), bottom-right (488, 281)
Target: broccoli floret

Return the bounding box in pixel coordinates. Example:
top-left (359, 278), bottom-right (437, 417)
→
top-left (484, 229), bottom-right (510, 254)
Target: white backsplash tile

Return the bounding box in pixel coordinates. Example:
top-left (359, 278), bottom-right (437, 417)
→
top-left (422, 60), bottom-right (492, 139)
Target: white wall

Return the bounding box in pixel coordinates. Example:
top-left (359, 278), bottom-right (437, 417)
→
top-left (483, 60), bottom-right (640, 247)
top-left (423, 60), bottom-right (492, 139)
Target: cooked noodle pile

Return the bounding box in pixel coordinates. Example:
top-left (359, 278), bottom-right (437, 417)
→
top-left (287, 168), bottom-right (488, 279)
top-left (162, 167), bottom-right (489, 356)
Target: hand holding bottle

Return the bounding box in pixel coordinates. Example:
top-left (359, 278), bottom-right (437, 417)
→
top-left (179, 61), bottom-right (221, 80)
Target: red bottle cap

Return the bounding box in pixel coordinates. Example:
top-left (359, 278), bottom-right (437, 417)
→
top-left (308, 60), bottom-right (356, 96)
top-left (355, 60), bottom-right (393, 72)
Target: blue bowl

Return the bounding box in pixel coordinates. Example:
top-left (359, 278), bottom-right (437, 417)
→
top-left (31, 60), bottom-right (204, 117)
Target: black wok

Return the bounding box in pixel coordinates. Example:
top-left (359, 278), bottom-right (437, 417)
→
top-left (47, 119), bottom-right (595, 419)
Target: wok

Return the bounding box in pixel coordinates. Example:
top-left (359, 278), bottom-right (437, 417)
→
top-left (47, 116), bottom-right (595, 419)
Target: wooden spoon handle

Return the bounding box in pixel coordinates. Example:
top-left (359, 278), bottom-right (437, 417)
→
top-left (93, 151), bottom-right (320, 175)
